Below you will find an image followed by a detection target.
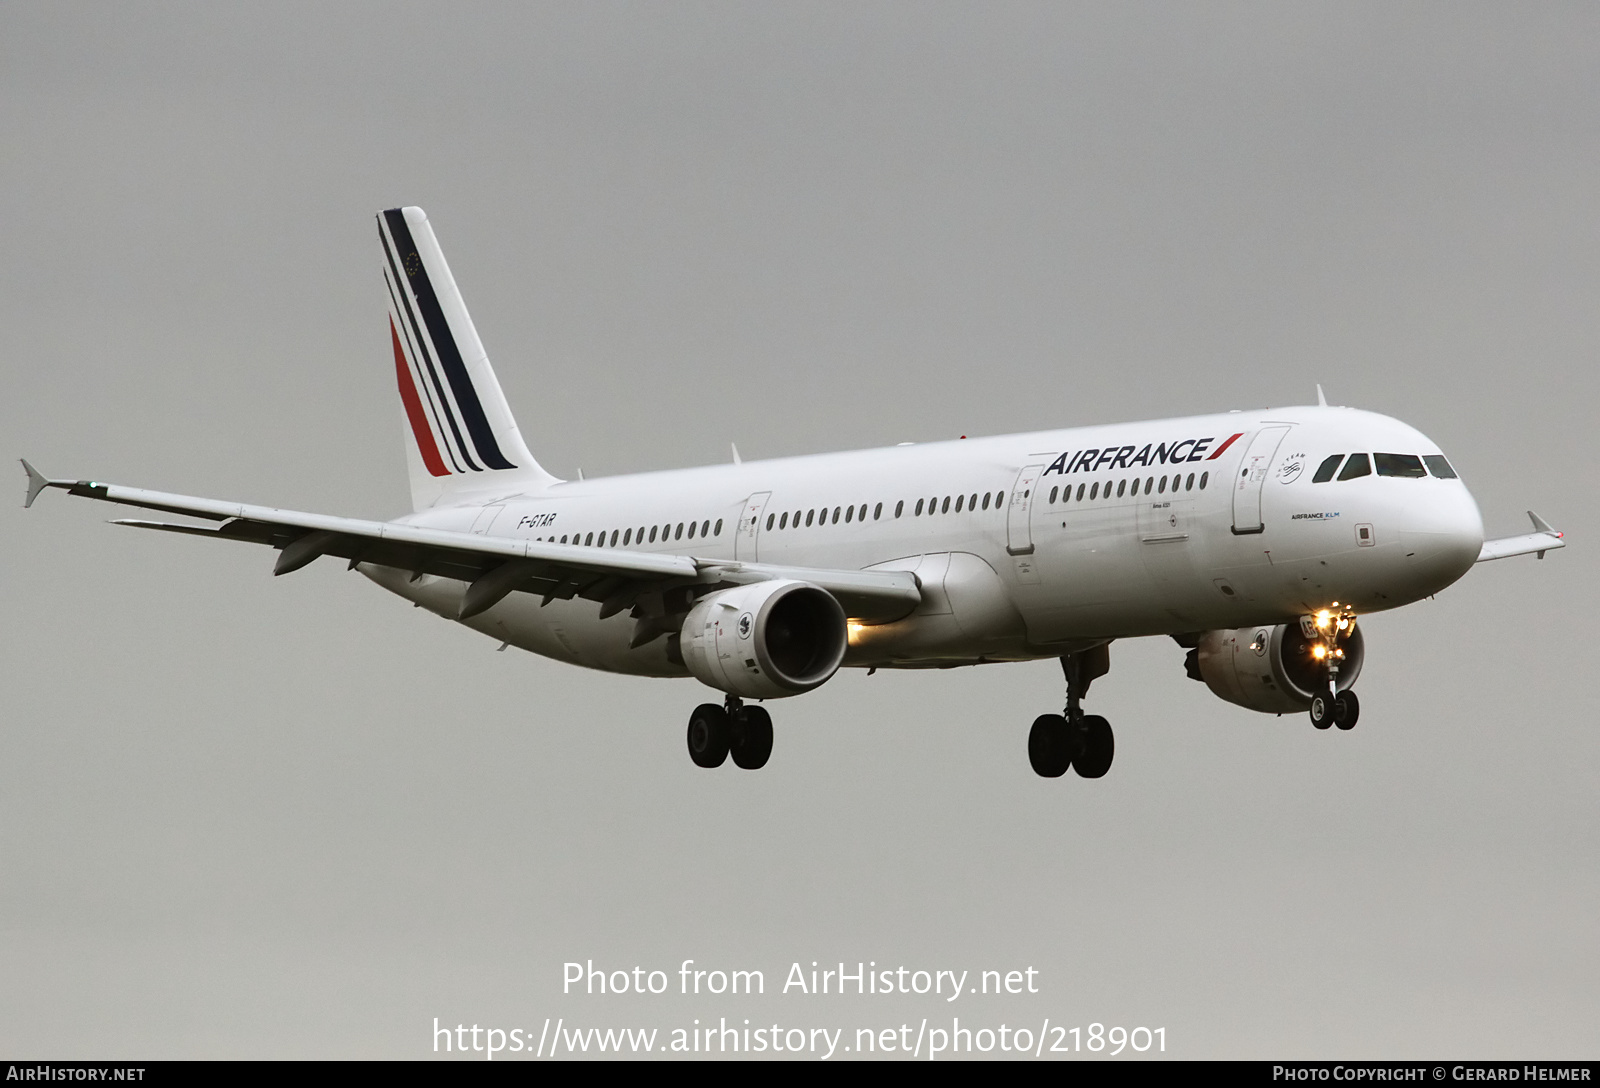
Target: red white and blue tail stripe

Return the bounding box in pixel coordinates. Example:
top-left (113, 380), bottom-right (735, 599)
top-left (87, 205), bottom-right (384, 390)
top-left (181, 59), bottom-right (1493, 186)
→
top-left (379, 207), bottom-right (556, 508)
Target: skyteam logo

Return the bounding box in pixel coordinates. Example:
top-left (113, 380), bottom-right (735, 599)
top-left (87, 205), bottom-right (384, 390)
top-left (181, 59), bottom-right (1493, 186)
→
top-left (380, 208), bottom-right (518, 478)
top-left (1042, 433), bottom-right (1243, 476)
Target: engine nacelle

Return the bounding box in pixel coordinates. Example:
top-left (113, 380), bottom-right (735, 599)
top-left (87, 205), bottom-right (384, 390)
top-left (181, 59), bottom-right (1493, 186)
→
top-left (1195, 623), bottom-right (1365, 714)
top-left (680, 580), bottom-right (847, 699)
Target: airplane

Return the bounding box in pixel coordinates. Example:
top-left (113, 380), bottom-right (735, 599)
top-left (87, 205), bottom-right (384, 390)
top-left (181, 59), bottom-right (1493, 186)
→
top-left (21, 206), bottom-right (1567, 779)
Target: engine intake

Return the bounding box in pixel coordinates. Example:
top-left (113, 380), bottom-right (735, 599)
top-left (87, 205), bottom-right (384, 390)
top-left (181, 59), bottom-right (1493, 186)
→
top-left (1194, 623), bottom-right (1365, 714)
top-left (680, 580), bottom-right (847, 699)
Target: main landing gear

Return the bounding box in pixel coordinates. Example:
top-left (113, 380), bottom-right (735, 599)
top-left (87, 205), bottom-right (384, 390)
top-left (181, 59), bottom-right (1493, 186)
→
top-left (1303, 607), bottom-right (1361, 732)
top-left (686, 696), bottom-right (774, 770)
top-left (1029, 645), bottom-right (1115, 779)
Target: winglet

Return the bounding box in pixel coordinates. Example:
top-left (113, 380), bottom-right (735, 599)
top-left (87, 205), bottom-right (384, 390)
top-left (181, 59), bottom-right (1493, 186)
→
top-left (20, 459), bottom-right (62, 508)
top-left (1316, 384), bottom-right (1328, 407)
top-left (1528, 510), bottom-right (1556, 535)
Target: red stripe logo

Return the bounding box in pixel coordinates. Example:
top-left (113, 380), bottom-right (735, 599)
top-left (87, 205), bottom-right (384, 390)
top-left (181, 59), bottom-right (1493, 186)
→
top-left (391, 318), bottom-right (451, 477)
top-left (1207, 432), bottom-right (1245, 460)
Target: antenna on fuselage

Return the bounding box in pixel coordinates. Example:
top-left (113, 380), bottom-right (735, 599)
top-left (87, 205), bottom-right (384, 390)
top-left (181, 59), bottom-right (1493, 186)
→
top-left (731, 443), bottom-right (742, 465)
top-left (1316, 384), bottom-right (1328, 407)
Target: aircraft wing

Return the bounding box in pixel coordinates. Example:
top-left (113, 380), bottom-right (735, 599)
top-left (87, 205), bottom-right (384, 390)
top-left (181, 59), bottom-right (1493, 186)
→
top-left (1477, 511), bottom-right (1566, 563)
top-left (21, 462), bottom-right (921, 624)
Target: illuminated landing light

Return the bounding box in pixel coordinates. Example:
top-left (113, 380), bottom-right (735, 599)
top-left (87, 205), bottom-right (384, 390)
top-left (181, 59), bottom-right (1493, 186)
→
top-left (846, 621), bottom-right (865, 645)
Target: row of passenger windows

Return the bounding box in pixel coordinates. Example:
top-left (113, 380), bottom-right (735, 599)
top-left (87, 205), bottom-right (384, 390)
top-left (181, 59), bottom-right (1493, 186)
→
top-left (550, 518), bottom-right (723, 548)
top-left (555, 466), bottom-right (1224, 547)
top-left (762, 490), bottom-right (1013, 532)
top-left (1048, 471), bottom-right (1208, 505)
top-left (1311, 453), bottom-right (1457, 483)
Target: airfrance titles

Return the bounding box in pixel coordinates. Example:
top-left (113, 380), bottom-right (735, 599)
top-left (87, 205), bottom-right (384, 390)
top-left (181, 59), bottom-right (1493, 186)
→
top-left (1042, 433), bottom-right (1243, 476)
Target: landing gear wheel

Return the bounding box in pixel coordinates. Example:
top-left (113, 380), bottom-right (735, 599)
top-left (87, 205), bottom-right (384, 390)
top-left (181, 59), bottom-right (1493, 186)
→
top-left (1073, 715), bottom-right (1114, 779)
top-left (730, 705), bottom-right (774, 769)
top-left (1334, 690), bottom-right (1360, 731)
top-left (686, 704), bottom-right (730, 768)
top-left (1309, 691), bottom-right (1335, 729)
top-left (1028, 714), bottom-right (1073, 778)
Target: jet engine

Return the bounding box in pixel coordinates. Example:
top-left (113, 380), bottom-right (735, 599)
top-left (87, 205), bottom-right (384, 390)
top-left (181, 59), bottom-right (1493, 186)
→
top-left (1192, 623), bottom-right (1365, 714)
top-left (680, 580), bottom-right (847, 699)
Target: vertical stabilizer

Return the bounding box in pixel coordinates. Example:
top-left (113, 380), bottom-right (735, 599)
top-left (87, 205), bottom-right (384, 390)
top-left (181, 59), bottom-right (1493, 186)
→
top-left (378, 206), bottom-right (559, 510)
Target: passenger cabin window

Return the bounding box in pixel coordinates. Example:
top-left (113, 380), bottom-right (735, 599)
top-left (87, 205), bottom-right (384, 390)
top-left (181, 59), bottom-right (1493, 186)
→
top-left (874, 502), bottom-right (883, 520)
top-left (714, 519), bottom-right (723, 535)
top-left (1337, 454), bottom-right (1372, 481)
top-left (895, 501), bottom-right (904, 518)
top-left (1424, 455), bottom-right (1458, 479)
top-left (1313, 455), bottom-right (1343, 483)
top-left (1374, 453), bottom-right (1427, 478)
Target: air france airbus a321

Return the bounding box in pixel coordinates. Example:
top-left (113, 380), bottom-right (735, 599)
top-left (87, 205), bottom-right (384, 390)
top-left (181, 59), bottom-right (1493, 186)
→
top-left (23, 207), bottom-right (1567, 778)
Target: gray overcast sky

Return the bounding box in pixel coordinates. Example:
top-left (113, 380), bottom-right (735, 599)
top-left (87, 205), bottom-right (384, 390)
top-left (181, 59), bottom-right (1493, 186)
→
top-left (2, 2), bottom-right (1596, 1059)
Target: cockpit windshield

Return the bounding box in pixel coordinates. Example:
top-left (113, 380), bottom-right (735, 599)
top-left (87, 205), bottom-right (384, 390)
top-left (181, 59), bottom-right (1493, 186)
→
top-left (1312, 452), bottom-right (1458, 482)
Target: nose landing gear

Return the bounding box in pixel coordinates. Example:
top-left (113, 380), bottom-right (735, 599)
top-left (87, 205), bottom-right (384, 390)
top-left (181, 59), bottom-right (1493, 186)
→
top-left (1028, 645), bottom-right (1115, 779)
top-left (686, 696), bottom-right (774, 769)
top-left (1304, 607), bottom-right (1361, 731)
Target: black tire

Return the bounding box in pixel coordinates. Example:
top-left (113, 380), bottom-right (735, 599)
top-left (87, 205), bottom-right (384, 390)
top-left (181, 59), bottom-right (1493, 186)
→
top-left (1309, 691), bottom-right (1334, 729)
top-left (730, 705), bottom-right (774, 770)
top-left (1028, 714), bottom-right (1072, 777)
top-left (686, 704), bottom-right (730, 768)
top-left (1334, 690), bottom-right (1360, 731)
top-left (1073, 715), bottom-right (1114, 779)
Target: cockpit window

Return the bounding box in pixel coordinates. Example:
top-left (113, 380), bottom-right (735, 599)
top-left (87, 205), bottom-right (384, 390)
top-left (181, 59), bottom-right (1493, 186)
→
top-left (1423, 454), bottom-right (1458, 479)
top-left (1312, 455), bottom-right (1343, 483)
top-left (1374, 453), bottom-right (1427, 478)
top-left (1337, 453), bottom-right (1372, 481)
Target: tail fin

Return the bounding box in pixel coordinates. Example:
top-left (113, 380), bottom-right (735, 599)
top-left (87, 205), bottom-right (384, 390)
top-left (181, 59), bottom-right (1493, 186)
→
top-left (378, 206), bottom-right (559, 509)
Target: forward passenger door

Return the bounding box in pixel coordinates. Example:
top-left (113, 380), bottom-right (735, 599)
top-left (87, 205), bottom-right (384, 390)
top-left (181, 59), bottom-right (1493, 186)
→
top-left (1231, 427), bottom-right (1291, 534)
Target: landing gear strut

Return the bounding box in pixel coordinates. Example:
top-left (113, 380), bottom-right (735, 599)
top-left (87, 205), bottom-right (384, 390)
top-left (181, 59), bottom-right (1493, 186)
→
top-left (1028, 645), bottom-right (1115, 779)
top-left (1303, 607), bottom-right (1361, 731)
top-left (687, 696), bottom-right (773, 770)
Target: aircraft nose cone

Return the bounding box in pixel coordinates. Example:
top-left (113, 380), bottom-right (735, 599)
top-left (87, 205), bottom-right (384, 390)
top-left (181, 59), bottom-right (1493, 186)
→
top-left (1399, 484), bottom-right (1484, 593)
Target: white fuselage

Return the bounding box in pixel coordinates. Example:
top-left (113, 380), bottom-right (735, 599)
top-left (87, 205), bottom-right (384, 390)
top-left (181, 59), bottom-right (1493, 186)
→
top-left (362, 405), bottom-right (1484, 681)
